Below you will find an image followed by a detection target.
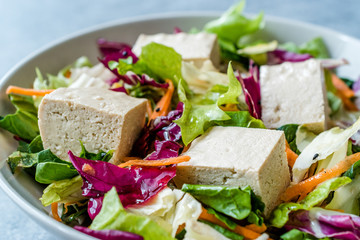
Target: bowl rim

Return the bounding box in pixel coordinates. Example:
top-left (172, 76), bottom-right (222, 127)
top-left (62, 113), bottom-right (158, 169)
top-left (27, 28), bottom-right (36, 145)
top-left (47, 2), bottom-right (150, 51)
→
top-left (1, 11), bottom-right (360, 239)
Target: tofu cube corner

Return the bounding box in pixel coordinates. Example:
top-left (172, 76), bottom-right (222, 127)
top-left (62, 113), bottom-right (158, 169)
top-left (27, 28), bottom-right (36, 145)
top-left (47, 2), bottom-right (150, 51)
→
top-left (174, 126), bottom-right (290, 215)
top-left (260, 59), bottom-right (329, 133)
top-left (38, 87), bottom-right (147, 164)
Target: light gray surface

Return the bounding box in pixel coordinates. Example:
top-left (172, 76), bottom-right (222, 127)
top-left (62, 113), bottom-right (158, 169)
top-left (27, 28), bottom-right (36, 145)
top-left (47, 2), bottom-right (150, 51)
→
top-left (1, 0), bottom-right (360, 239)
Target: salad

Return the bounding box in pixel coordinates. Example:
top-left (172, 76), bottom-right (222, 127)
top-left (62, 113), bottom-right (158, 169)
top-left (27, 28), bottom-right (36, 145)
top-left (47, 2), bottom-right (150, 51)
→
top-left (2, 1), bottom-right (360, 239)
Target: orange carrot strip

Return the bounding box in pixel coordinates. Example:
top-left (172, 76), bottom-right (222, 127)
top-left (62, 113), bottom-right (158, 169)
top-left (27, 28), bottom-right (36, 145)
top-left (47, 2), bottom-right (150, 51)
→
top-left (281, 152), bottom-right (360, 202)
top-left (6, 85), bottom-right (54, 96)
top-left (51, 203), bottom-right (62, 222)
top-left (123, 157), bottom-right (142, 161)
top-left (331, 74), bottom-right (358, 111)
top-left (332, 73), bottom-right (354, 99)
top-left (198, 208), bottom-right (261, 239)
top-left (146, 100), bottom-right (153, 118)
top-left (149, 79), bottom-right (174, 120)
top-left (118, 155), bottom-right (190, 168)
top-left (244, 223), bottom-right (267, 234)
top-left (285, 140), bottom-right (298, 169)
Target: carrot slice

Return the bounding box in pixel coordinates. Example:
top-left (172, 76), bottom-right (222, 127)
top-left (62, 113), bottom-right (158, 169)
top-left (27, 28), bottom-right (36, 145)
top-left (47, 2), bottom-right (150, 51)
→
top-left (118, 155), bottom-right (190, 168)
top-left (285, 140), bottom-right (298, 168)
top-left (149, 79), bottom-right (174, 120)
top-left (198, 208), bottom-right (262, 239)
top-left (281, 152), bottom-right (360, 202)
top-left (6, 85), bottom-right (54, 96)
top-left (331, 73), bottom-right (358, 111)
top-left (51, 202), bottom-right (62, 222)
top-left (245, 223), bottom-right (267, 234)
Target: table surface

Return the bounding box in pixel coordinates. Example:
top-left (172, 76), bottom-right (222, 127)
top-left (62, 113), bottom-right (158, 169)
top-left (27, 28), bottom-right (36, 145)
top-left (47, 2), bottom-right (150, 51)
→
top-left (1, 0), bottom-right (360, 239)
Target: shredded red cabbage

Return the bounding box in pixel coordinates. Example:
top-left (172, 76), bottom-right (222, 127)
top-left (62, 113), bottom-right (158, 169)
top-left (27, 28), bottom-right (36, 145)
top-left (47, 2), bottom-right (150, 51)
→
top-left (236, 61), bottom-right (262, 119)
top-left (74, 226), bottom-right (144, 240)
top-left (97, 38), bottom-right (138, 62)
top-left (68, 151), bottom-right (176, 218)
top-left (285, 209), bottom-right (360, 240)
top-left (145, 140), bottom-right (181, 160)
top-left (267, 49), bottom-right (312, 65)
top-left (88, 196), bottom-right (104, 220)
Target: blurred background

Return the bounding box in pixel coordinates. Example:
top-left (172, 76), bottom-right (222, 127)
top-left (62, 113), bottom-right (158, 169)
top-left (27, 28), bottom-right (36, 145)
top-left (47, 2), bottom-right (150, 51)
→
top-left (0, 0), bottom-right (359, 238)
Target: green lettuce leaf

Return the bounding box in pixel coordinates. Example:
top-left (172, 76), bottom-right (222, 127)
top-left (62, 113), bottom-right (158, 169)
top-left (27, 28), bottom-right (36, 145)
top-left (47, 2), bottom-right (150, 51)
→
top-left (90, 187), bottom-right (175, 240)
top-left (277, 124), bottom-right (300, 154)
top-left (204, 0), bottom-right (264, 44)
top-left (174, 79), bottom-right (230, 145)
top-left (214, 111), bottom-right (265, 128)
top-left (0, 94), bottom-right (39, 141)
top-left (205, 207), bottom-right (237, 229)
top-left (34, 56), bottom-right (92, 90)
top-left (270, 177), bottom-right (351, 228)
top-left (175, 64), bottom-right (245, 145)
top-left (199, 220), bottom-right (244, 240)
top-left (327, 91), bottom-right (342, 117)
top-left (181, 184), bottom-right (264, 222)
top-left (79, 142), bottom-right (113, 162)
top-left (7, 151), bottom-right (38, 173)
top-left (280, 37), bottom-right (330, 59)
top-left (40, 175), bottom-right (85, 206)
top-left (281, 229), bottom-right (330, 240)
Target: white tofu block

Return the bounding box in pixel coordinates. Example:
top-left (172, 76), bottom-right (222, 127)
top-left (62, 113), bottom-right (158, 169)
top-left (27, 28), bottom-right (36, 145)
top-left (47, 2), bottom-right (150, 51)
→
top-left (175, 126), bottom-right (290, 215)
top-left (132, 32), bottom-right (220, 68)
top-left (260, 59), bottom-right (328, 133)
top-left (38, 87), bottom-right (147, 164)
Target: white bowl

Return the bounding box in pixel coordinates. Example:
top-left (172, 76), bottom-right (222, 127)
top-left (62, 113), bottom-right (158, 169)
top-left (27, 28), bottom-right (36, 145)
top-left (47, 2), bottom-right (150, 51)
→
top-left (1, 12), bottom-right (360, 239)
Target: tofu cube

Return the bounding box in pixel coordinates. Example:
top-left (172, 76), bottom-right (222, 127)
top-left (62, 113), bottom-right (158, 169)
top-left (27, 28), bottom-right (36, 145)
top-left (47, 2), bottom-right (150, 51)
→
top-left (174, 126), bottom-right (290, 214)
top-left (260, 59), bottom-right (328, 133)
top-left (132, 32), bottom-right (220, 68)
top-left (38, 87), bottom-right (147, 164)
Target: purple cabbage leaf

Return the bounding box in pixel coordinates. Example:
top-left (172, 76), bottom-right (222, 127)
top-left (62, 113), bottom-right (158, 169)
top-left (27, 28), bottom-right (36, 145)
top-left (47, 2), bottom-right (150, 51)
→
top-left (74, 226), bottom-right (144, 240)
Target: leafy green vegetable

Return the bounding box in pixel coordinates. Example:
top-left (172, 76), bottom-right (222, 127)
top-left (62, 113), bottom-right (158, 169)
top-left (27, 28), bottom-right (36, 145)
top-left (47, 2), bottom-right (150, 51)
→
top-left (140, 42), bottom-right (182, 86)
top-left (270, 177), bottom-right (351, 228)
top-left (34, 56), bottom-right (92, 90)
top-left (325, 160), bottom-right (360, 215)
top-left (0, 94), bottom-right (39, 141)
top-left (277, 124), bottom-right (300, 154)
top-left (280, 229), bottom-right (329, 240)
top-left (205, 207), bottom-right (237, 229)
top-left (61, 202), bottom-right (89, 225)
top-left (7, 151), bottom-right (38, 173)
top-left (199, 220), bottom-right (244, 240)
top-left (175, 64), bottom-right (247, 145)
top-left (40, 175), bottom-right (85, 206)
top-left (280, 37), bottom-right (330, 59)
top-left (214, 111), bottom-right (265, 128)
top-left (79, 142), bottom-right (113, 162)
top-left (327, 91), bottom-right (342, 116)
top-left (90, 187), bottom-right (175, 240)
top-left (175, 229), bottom-right (186, 240)
top-left (181, 184), bottom-right (264, 222)
top-left (204, 0), bottom-right (263, 44)
top-left (174, 79), bottom-right (230, 145)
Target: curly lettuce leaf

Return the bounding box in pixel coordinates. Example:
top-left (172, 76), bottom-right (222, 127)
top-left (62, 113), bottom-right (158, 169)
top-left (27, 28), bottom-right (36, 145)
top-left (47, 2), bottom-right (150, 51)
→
top-left (204, 0), bottom-right (263, 44)
top-left (40, 175), bottom-right (85, 206)
top-left (214, 111), bottom-right (265, 129)
top-left (181, 184), bottom-right (264, 223)
top-left (90, 187), bottom-right (175, 240)
top-left (270, 177), bottom-right (351, 228)
top-left (279, 37), bottom-right (330, 59)
top-left (0, 94), bottom-right (39, 141)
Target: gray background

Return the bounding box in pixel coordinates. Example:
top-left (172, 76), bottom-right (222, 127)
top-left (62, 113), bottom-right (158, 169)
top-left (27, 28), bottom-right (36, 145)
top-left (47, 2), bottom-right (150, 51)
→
top-left (1, 0), bottom-right (360, 239)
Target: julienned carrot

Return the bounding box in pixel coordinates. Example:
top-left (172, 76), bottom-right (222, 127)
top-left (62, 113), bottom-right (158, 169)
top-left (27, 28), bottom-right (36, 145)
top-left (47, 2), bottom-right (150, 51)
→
top-left (281, 152), bottom-right (360, 202)
top-left (149, 79), bottom-right (174, 120)
top-left (331, 74), bottom-right (358, 111)
top-left (6, 85), bottom-right (54, 96)
top-left (244, 223), bottom-right (267, 234)
top-left (198, 208), bottom-right (262, 239)
top-left (118, 155), bottom-right (190, 168)
top-left (285, 140), bottom-right (298, 168)
top-left (51, 202), bottom-right (62, 222)
top-left (146, 100), bottom-right (153, 118)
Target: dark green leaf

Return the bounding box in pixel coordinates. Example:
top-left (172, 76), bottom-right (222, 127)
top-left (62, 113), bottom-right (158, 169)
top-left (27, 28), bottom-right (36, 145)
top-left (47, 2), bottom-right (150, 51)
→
top-left (35, 162), bottom-right (78, 184)
top-left (175, 229), bottom-right (186, 240)
top-left (61, 202), bottom-right (89, 226)
top-left (277, 124), bottom-right (300, 154)
top-left (79, 142), bottom-right (113, 162)
top-left (199, 220), bottom-right (244, 240)
top-left (28, 135), bottom-right (44, 153)
top-left (205, 207), bottom-right (237, 229)
top-left (7, 151), bottom-right (38, 173)
top-left (343, 159), bottom-right (360, 179)
top-left (281, 229), bottom-right (329, 240)
top-left (181, 184), bottom-right (253, 220)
